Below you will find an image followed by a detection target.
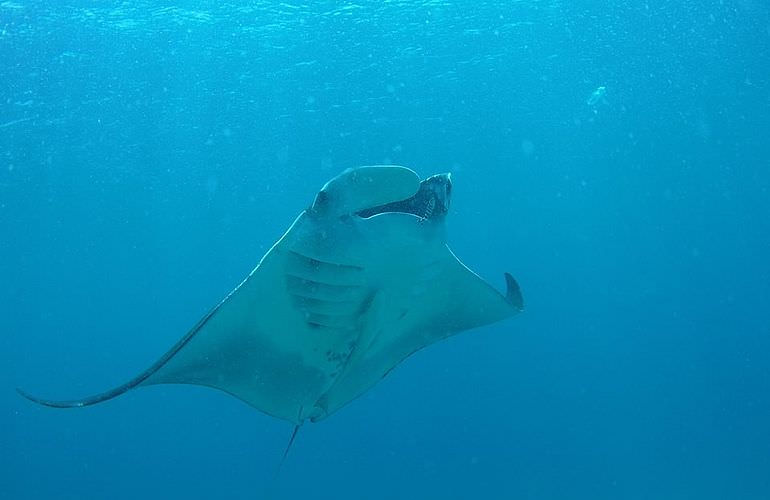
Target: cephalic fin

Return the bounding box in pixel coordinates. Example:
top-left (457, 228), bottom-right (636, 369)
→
top-left (504, 272), bottom-right (524, 312)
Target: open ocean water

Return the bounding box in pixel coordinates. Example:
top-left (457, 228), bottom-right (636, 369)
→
top-left (2, 1), bottom-right (769, 499)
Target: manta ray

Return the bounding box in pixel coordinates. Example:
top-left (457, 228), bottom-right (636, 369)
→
top-left (18, 165), bottom-right (523, 427)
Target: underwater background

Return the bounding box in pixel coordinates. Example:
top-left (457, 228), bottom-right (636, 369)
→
top-left (2, 1), bottom-right (769, 499)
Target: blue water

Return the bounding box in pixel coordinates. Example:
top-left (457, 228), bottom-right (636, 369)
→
top-left (3, 1), bottom-right (769, 499)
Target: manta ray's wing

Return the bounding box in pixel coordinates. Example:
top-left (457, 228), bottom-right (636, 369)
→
top-left (18, 215), bottom-right (370, 423)
top-left (133, 223), bottom-right (371, 423)
top-left (308, 213), bottom-right (523, 420)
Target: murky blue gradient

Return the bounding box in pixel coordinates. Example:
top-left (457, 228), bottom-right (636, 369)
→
top-left (2, 1), bottom-right (769, 498)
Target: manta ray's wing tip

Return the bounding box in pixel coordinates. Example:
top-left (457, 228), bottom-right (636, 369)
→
top-left (503, 272), bottom-right (524, 312)
top-left (16, 387), bottom-right (85, 408)
top-left (16, 387), bottom-right (48, 406)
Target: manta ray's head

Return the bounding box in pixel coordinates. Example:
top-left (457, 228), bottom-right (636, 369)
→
top-left (355, 172), bottom-right (452, 221)
top-left (311, 166), bottom-right (452, 223)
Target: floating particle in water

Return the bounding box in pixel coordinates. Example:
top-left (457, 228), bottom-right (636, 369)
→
top-left (206, 176), bottom-right (218, 200)
top-left (521, 139), bottom-right (535, 156)
top-left (587, 86), bottom-right (606, 106)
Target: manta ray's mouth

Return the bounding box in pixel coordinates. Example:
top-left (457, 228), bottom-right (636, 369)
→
top-left (356, 173), bottom-right (452, 221)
